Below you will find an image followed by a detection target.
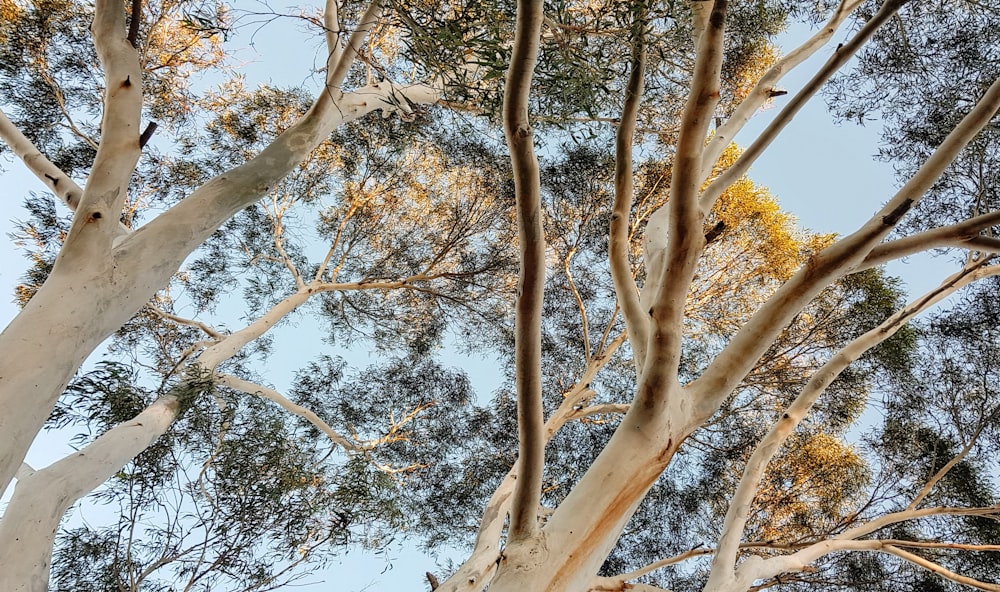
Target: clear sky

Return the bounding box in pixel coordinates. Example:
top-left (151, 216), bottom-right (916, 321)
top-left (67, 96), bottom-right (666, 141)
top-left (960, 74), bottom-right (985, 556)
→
top-left (0, 8), bottom-right (972, 592)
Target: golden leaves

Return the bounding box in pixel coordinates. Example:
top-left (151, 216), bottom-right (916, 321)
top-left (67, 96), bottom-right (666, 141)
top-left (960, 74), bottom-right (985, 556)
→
top-left (749, 432), bottom-right (869, 542)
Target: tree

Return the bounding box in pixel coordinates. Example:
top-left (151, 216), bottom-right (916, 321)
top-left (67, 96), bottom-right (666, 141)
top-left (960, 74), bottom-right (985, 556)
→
top-left (2, 0), bottom-right (1000, 591)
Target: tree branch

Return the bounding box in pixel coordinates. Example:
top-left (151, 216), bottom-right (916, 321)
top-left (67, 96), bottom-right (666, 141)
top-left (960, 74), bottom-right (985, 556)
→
top-left (127, 0), bottom-right (142, 47)
top-left (326, 0), bottom-right (382, 91)
top-left (691, 72), bottom-right (1000, 422)
top-left (707, 259), bottom-right (1000, 588)
top-left (116, 80), bottom-right (441, 273)
top-left (68, 0), bottom-right (144, 249)
top-left (639, 0), bottom-right (725, 411)
top-left (324, 0), bottom-right (345, 76)
top-left (741, 505), bottom-right (1000, 585)
top-left (503, 0), bottom-right (545, 544)
top-left (860, 209), bottom-right (1000, 270)
top-left (881, 544), bottom-right (1000, 592)
top-left (907, 412), bottom-right (990, 511)
top-left (215, 374), bottom-right (362, 453)
top-left (610, 5), bottom-right (649, 372)
top-left (147, 306), bottom-right (225, 340)
top-left (196, 290), bottom-right (311, 369)
top-left (700, 0), bottom-right (863, 177)
top-left (700, 0), bottom-right (907, 211)
top-left (0, 394), bottom-right (182, 590)
top-left (0, 109), bottom-right (85, 210)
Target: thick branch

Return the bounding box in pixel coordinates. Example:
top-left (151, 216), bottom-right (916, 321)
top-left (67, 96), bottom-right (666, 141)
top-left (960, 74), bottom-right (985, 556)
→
top-left (740, 506), bottom-right (1000, 586)
top-left (882, 545), bottom-right (1000, 592)
top-left (0, 395), bottom-right (181, 591)
top-left (117, 81), bottom-right (441, 273)
top-left (639, 0), bottom-right (725, 411)
top-left (197, 290), bottom-right (311, 369)
top-left (0, 109), bottom-right (84, 210)
top-left (68, 0), bottom-right (144, 249)
top-left (610, 7), bottom-right (649, 372)
top-left (700, 0), bottom-right (906, 211)
top-left (503, 0), bottom-right (545, 544)
top-left (860, 209), bottom-right (1000, 270)
top-left (707, 260), bottom-right (999, 588)
top-left (327, 1), bottom-right (382, 91)
top-left (701, 0), bottom-right (863, 177)
top-left (692, 73), bottom-right (1000, 421)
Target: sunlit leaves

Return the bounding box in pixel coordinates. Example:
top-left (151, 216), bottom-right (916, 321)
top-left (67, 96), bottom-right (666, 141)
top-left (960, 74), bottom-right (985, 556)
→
top-left (748, 433), bottom-right (869, 542)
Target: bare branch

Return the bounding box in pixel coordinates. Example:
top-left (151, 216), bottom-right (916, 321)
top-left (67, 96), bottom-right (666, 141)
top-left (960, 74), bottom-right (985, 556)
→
top-left (741, 505), bottom-right (1000, 585)
top-left (72, 0), bottom-right (144, 239)
top-left (564, 404), bottom-right (630, 422)
top-left (692, 73), bottom-right (1000, 421)
top-left (701, 0), bottom-right (864, 176)
top-left (197, 290), bottom-right (311, 369)
top-left (118, 80), bottom-right (441, 270)
top-left (0, 108), bottom-right (84, 210)
top-left (700, 0), bottom-right (907, 211)
top-left (564, 250), bottom-right (591, 360)
top-left (610, 7), bottom-right (649, 371)
top-left (327, 1), bottom-right (383, 91)
top-left (503, 0), bottom-right (546, 544)
top-left (127, 0), bottom-right (142, 47)
top-left (215, 374), bottom-right (362, 453)
top-left (860, 209), bottom-right (1000, 270)
top-left (707, 259), bottom-right (999, 587)
top-left (908, 414), bottom-right (990, 510)
top-left (639, 0), bottom-right (726, 411)
top-left (881, 545), bottom-right (1000, 592)
top-left (148, 306), bottom-right (225, 340)
top-left (138, 121), bottom-right (157, 148)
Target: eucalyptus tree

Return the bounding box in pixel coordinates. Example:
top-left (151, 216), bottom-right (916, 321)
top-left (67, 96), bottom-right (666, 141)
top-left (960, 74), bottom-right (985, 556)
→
top-left (2, 0), bottom-right (1000, 591)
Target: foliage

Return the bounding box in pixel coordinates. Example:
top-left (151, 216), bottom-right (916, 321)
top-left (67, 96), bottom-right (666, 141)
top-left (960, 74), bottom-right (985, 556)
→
top-left (2, 0), bottom-right (1000, 591)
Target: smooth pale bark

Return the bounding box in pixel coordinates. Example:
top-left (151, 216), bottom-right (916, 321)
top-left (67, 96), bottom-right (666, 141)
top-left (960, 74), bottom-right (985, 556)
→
top-left (704, 261), bottom-right (1000, 591)
top-left (489, 4), bottom-right (727, 588)
top-left (0, 395), bottom-right (182, 592)
top-left (501, 0), bottom-right (546, 548)
top-left (5, 0), bottom-right (1000, 589)
top-left (690, 73), bottom-right (1000, 422)
top-left (0, 44), bottom-right (440, 499)
top-left (860, 209), bottom-right (1000, 270)
top-left (699, 0), bottom-right (864, 179)
top-left (699, 0), bottom-right (908, 211)
top-left (609, 8), bottom-right (649, 372)
top-left (638, 0), bottom-right (725, 374)
top-left (0, 109), bottom-right (84, 209)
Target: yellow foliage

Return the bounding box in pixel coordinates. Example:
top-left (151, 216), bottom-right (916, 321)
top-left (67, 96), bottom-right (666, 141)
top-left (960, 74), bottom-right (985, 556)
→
top-left (748, 432), bottom-right (869, 542)
top-left (0, 0), bottom-right (22, 44)
top-left (139, 2), bottom-right (228, 122)
top-left (0, 0), bottom-right (20, 22)
top-left (709, 142), bottom-right (802, 281)
top-left (729, 41), bottom-right (780, 106)
top-left (678, 142), bottom-right (816, 336)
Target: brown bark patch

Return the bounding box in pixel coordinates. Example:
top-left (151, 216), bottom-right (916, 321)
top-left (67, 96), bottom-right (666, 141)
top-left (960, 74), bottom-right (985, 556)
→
top-left (549, 461), bottom-right (669, 589)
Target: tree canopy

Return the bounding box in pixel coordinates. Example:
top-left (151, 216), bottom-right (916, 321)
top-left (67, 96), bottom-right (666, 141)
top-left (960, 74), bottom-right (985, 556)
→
top-left (1, 0), bottom-right (1000, 591)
